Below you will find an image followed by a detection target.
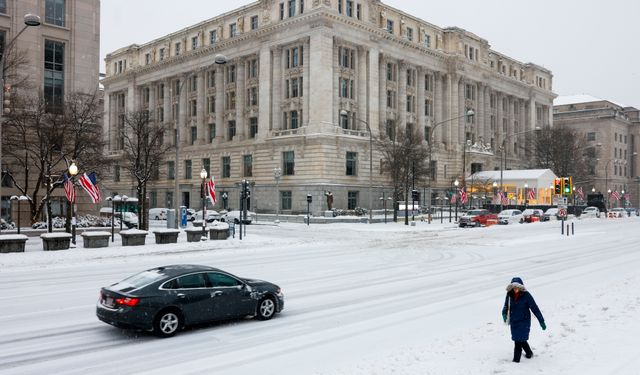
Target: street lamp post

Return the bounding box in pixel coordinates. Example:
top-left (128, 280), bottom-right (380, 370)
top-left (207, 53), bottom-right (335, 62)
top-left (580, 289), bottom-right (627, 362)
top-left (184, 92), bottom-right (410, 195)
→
top-left (379, 192), bottom-right (392, 224)
top-left (9, 195), bottom-right (28, 234)
top-left (106, 194), bottom-right (117, 242)
top-left (0, 14), bottom-right (41, 234)
top-left (499, 127), bottom-right (542, 212)
top-left (339, 110), bottom-right (373, 224)
top-left (200, 168), bottom-right (208, 237)
top-left (121, 195), bottom-right (129, 230)
top-left (524, 183), bottom-right (529, 209)
top-left (454, 179), bottom-right (459, 221)
top-left (173, 54), bottom-right (227, 229)
top-left (273, 167), bottom-right (281, 224)
top-left (426, 110), bottom-right (475, 223)
top-left (68, 162), bottom-right (79, 245)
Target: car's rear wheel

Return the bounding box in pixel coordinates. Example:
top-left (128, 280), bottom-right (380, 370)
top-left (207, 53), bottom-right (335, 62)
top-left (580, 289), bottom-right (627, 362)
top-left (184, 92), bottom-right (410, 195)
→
top-left (256, 297), bottom-right (276, 321)
top-left (153, 309), bottom-right (182, 338)
top-left (475, 221), bottom-right (481, 227)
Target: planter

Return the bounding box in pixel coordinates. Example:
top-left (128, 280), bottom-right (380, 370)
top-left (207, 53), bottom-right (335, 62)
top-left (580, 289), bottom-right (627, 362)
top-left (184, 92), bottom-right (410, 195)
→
top-left (208, 223), bottom-right (230, 240)
top-left (81, 231), bottom-right (111, 248)
top-left (0, 235), bottom-right (28, 253)
top-left (185, 228), bottom-right (207, 242)
top-left (153, 229), bottom-right (180, 244)
top-left (192, 220), bottom-right (204, 228)
top-left (120, 229), bottom-right (148, 246)
top-left (41, 233), bottom-right (72, 251)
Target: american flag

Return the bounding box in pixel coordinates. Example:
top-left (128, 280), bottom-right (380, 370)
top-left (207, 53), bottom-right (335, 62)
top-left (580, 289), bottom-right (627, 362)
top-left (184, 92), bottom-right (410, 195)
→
top-left (612, 190), bottom-right (620, 200)
top-left (63, 173), bottom-right (75, 203)
top-left (79, 172), bottom-right (102, 203)
top-left (451, 193), bottom-right (457, 204)
top-left (624, 193), bottom-right (630, 202)
top-left (459, 188), bottom-right (467, 204)
top-left (576, 186), bottom-right (585, 200)
top-left (499, 191), bottom-right (508, 206)
top-left (528, 188), bottom-right (536, 201)
top-left (207, 177), bottom-right (217, 206)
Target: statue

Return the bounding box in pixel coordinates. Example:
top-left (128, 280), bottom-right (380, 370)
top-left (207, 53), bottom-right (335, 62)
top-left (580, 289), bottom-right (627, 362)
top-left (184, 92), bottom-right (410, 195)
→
top-left (325, 191), bottom-right (334, 211)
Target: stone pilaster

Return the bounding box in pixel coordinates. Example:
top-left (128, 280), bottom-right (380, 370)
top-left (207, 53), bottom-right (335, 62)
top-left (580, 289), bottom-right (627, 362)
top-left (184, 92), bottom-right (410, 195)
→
top-left (179, 74), bottom-right (188, 147)
top-left (196, 71), bottom-right (206, 144)
top-left (398, 61), bottom-right (407, 131)
top-left (434, 72), bottom-right (443, 145)
top-left (367, 47), bottom-right (380, 137)
top-left (308, 30), bottom-right (334, 131)
top-left (215, 68), bottom-right (224, 143)
top-left (457, 78), bottom-right (465, 146)
top-left (477, 83), bottom-right (484, 142)
top-left (416, 67), bottom-right (425, 140)
top-left (257, 44), bottom-right (271, 140)
top-left (357, 46), bottom-right (367, 128)
top-left (272, 46), bottom-right (283, 130)
top-left (378, 54), bottom-right (386, 136)
top-left (236, 57), bottom-right (246, 139)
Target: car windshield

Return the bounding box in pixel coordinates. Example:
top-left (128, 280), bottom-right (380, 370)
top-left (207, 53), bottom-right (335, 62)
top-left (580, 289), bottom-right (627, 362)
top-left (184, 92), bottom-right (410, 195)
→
top-left (522, 210), bottom-right (534, 215)
top-left (467, 210), bottom-right (485, 215)
top-left (113, 269), bottom-right (166, 292)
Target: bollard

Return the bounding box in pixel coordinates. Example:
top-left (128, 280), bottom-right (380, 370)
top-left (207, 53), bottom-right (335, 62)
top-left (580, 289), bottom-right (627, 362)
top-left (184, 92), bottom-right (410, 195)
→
top-left (566, 224), bottom-right (569, 236)
top-left (571, 222), bottom-right (574, 235)
top-left (561, 219), bottom-right (565, 235)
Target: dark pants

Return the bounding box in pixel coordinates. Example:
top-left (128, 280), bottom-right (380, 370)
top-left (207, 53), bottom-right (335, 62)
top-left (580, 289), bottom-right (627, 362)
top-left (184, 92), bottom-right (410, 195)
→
top-left (513, 341), bottom-right (533, 362)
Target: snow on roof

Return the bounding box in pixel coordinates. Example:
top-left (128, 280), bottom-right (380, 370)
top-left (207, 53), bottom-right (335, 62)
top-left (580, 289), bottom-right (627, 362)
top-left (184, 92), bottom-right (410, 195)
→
top-left (469, 169), bottom-right (556, 181)
top-left (554, 94), bottom-right (627, 108)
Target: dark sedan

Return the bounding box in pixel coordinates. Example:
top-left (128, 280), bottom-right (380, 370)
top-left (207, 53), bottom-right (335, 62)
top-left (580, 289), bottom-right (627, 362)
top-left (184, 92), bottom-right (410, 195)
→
top-left (97, 265), bottom-right (284, 338)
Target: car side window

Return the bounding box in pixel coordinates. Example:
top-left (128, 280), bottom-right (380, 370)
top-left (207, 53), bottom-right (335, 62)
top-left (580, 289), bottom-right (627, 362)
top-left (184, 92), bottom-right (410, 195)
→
top-left (162, 279), bottom-right (179, 290)
top-left (177, 273), bottom-right (207, 289)
top-left (207, 273), bottom-right (241, 287)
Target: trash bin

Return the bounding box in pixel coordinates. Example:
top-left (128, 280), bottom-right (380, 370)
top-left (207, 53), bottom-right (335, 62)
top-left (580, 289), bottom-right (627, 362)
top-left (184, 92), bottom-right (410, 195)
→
top-left (228, 222), bottom-right (235, 238)
top-left (166, 209), bottom-right (176, 229)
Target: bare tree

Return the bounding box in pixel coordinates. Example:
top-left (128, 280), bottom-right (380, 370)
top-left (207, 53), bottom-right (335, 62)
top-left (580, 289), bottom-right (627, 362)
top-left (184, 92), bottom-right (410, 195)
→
top-left (3, 91), bottom-right (106, 226)
top-left (118, 110), bottom-right (173, 230)
top-left (376, 124), bottom-right (430, 224)
top-left (533, 126), bottom-right (595, 182)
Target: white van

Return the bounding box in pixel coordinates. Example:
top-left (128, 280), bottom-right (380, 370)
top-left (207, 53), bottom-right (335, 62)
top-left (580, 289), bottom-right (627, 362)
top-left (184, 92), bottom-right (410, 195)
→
top-left (149, 208), bottom-right (168, 220)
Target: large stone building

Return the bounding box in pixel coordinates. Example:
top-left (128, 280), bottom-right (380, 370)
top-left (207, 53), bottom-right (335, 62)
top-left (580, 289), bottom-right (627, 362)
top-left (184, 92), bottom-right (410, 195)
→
top-left (0, 0), bottom-right (101, 223)
top-left (554, 95), bottom-right (640, 208)
top-left (102, 0), bottom-right (555, 214)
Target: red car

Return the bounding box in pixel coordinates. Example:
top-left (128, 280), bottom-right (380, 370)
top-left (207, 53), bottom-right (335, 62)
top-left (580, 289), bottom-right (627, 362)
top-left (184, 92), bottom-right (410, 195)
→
top-left (458, 209), bottom-right (498, 227)
top-left (522, 209), bottom-right (544, 223)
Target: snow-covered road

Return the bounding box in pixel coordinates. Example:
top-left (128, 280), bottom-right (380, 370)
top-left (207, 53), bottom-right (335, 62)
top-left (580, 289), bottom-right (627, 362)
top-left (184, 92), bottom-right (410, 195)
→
top-left (1, 218), bottom-right (639, 374)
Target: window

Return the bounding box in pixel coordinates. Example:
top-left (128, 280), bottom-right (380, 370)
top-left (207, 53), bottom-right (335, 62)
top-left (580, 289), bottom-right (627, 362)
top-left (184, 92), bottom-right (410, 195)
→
top-left (348, 191), bottom-right (359, 209)
top-left (167, 192), bottom-right (174, 208)
top-left (283, 151), bottom-right (295, 175)
top-left (340, 110), bottom-right (350, 129)
top-left (209, 123), bottom-right (216, 142)
top-left (286, 46), bottom-right (303, 68)
top-left (229, 23), bottom-right (237, 37)
top-left (0, 1), bottom-right (6, 14)
top-left (176, 273), bottom-right (207, 289)
top-left (184, 160), bottom-right (192, 179)
top-left (248, 87), bottom-right (258, 106)
top-left (346, 0), bottom-right (353, 17)
top-left (145, 53), bottom-right (151, 65)
top-left (227, 65), bottom-right (236, 83)
top-left (281, 191), bottom-right (292, 210)
top-left (386, 20), bottom-right (394, 34)
top-left (44, 40), bottom-right (65, 112)
top-left (425, 99), bottom-right (433, 117)
top-left (190, 99), bottom-right (197, 117)
top-left (424, 74), bottom-right (433, 91)
top-left (291, 77), bottom-right (300, 97)
top-left (386, 90), bottom-right (396, 109)
top-left (339, 47), bottom-right (355, 69)
top-left (175, 42), bottom-right (181, 56)
top-left (228, 120), bottom-right (236, 140)
top-left (424, 34), bottom-right (431, 48)
top-left (280, 3), bottom-right (285, 20)
top-left (207, 96), bottom-right (215, 113)
top-left (226, 91), bottom-right (236, 110)
top-left (159, 48), bottom-right (166, 61)
top-left (386, 63), bottom-right (396, 81)
top-left (114, 165), bottom-right (121, 182)
top-left (202, 158), bottom-right (211, 175)
top-left (168, 161), bottom-right (175, 180)
top-left (346, 152), bottom-right (357, 176)
top-left (424, 126), bottom-right (431, 142)
top-left (45, 0), bottom-right (65, 27)
top-left (210, 30), bottom-right (218, 44)
top-left (251, 15), bottom-right (259, 30)
top-left (250, 117), bottom-right (258, 138)
top-left (222, 156), bottom-right (231, 178)
top-left (386, 120), bottom-right (395, 140)
top-left (207, 273), bottom-right (241, 287)
top-left (243, 155), bottom-right (253, 177)
top-left (407, 69), bottom-right (416, 87)
top-left (338, 0), bottom-right (343, 14)
top-left (465, 84), bottom-right (476, 100)
top-left (290, 110), bottom-right (299, 129)
top-left (300, 0), bottom-right (304, 13)
top-left (406, 27), bottom-right (413, 41)
top-left (191, 126), bottom-right (197, 145)
top-left (406, 95), bottom-right (415, 113)
top-left (248, 59), bottom-right (258, 78)
top-left (191, 36), bottom-right (198, 50)
top-left (288, 0), bottom-right (296, 17)
top-left (207, 70), bottom-right (216, 88)
top-left (587, 132), bottom-right (596, 141)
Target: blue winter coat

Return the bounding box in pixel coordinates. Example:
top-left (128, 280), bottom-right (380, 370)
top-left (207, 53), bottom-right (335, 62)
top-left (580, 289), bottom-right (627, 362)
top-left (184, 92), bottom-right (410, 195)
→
top-left (502, 279), bottom-right (545, 342)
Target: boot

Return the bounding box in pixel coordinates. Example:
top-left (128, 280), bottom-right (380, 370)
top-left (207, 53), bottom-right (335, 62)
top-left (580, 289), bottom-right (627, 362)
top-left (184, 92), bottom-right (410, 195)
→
top-left (522, 342), bottom-right (533, 359)
top-left (513, 342), bottom-right (523, 363)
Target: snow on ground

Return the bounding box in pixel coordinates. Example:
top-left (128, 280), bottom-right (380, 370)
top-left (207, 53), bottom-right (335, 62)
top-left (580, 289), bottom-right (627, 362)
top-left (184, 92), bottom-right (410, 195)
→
top-left (0, 217), bottom-right (639, 375)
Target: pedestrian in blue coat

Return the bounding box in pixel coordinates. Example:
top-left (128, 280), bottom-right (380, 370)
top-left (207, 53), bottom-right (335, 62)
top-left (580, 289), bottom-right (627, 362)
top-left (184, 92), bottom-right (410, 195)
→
top-left (501, 277), bottom-right (546, 362)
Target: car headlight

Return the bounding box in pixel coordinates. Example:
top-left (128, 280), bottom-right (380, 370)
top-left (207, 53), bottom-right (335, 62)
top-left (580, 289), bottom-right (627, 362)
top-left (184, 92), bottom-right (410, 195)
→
top-left (276, 288), bottom-right (284, 298)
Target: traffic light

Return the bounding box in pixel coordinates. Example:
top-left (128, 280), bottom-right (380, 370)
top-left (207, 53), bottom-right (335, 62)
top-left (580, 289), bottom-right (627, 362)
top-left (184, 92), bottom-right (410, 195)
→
top-left (563, 177), bottom-right (572, 196)
top-left (411, 189), bottom-right (419, 202)
top-left (554, 178), bottom-right (562, 195)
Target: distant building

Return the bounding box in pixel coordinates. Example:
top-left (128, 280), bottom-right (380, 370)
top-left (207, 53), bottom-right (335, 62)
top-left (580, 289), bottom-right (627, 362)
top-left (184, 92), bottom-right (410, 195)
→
top-left (103, 0), bottom-right (555, 214)
top-left (0, 0), bottom-right (101, 224)
top-left (554, 95), bottom-right (640, 207)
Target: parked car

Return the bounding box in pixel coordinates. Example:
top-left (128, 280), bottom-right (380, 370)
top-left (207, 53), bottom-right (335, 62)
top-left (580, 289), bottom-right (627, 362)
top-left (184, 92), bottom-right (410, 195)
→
top-left (521, 209), bottom-right (544, 223)
top-left (193, 210), bottom-right (222, 223)
top-left (624, 208), bottom-right (639, 217)
top-left (186, 208), bottom-right (196, 221)
top-left (222, 210), bottom-right (255, 224)
top-left (581, 206), bottom-right (601, 218)
top-left (149, 208), bottom-right (168, 220)
top-left (542, 208), bottom-right (559, 222)
top-left (115, 212), bottom-right (139, 228)
top-left (608, 208), bottom-right (626, 218)
top-left (458, 209), bottom-right (498, 228)
top-left (497, 209), bottom-right (523, 225)
top-left (97, 265), bottom-right (284, 338)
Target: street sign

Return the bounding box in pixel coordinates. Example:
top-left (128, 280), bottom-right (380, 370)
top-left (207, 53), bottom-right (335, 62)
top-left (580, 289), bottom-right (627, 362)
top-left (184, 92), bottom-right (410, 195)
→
top-left (558, 208), bottom-right (567, 218)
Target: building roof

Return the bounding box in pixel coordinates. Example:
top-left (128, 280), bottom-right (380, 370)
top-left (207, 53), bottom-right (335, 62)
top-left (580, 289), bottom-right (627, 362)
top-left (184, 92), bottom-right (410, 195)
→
top-left (554, 94), bottom-right (627, 108)
top-left (468, 169), bottom-right (558, 188)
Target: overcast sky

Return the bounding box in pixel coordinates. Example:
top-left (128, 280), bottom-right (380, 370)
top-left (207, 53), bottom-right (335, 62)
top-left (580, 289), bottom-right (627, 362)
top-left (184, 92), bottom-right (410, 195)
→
top-left (101, 0), bottom-right (640, 107)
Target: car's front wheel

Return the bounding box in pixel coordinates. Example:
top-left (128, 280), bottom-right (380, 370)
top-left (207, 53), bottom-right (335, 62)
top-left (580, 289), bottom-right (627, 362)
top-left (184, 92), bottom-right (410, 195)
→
top-left (153, 309), bottom-right (182, 338)
top-left (256, 297), bottom-right (276, 321)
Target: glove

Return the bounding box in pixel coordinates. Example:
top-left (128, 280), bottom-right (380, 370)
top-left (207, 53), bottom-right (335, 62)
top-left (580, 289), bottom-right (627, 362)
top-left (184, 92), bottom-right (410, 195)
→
top-left (502, 313), bottom-right (508, 323)
top-left (540, 322), bottom-right (547, 330)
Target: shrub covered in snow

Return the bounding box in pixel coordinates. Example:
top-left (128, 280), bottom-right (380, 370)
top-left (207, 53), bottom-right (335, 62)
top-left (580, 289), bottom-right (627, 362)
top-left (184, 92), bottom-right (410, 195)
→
top-left (0, 219), bottom-right (15, 230)
top-left (31, 215), bottom-right (119, 229)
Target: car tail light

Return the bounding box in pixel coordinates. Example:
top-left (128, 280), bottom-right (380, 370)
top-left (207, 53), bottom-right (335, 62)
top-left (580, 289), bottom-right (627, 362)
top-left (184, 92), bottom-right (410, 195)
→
top-left (116, 297), bottom-right (140, 307)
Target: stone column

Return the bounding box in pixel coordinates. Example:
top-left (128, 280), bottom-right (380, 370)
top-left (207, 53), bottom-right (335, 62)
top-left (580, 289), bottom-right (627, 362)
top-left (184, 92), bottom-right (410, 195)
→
top-left (447, 73), bottom-right (456, 148)
top-left (105, 93), bottom-right (113, 150)
top-left (163, 79), bottom-right (171, 125)
top-left (257, 44), bottom-right (272, 140)
top-left (215, 67), bottom-right (224, 143)
top-left (307, 30), bottom-right (334, 131)
top-left (303, 38), bottom-right (311, 127)
top-left (197, 71), bottom-right (206, 144)
top-left (378, 54), bottom-right (386, 136)
top-left (272, 46), bottom-right (283, 131)
top-left (179, 74), bottom-right (188, 147)
top-left (398, 62), bottom-right (407, 131)
top-left (457, 78), bottom-right (465, 146)
top-left (477, 83), bottom-right (484, 143)
top-left (236, 57), bottom-right (246, 140)
top-left (148, 83), bottom-right (156, 120)
top-left (416, 67), bottom-right (425, 140)
top-left (483, 87), bottom-right (491, 146)
top-left (357, 46), bottom-right (367, 128)
top-left (367, 47), bottom-right (380, 137)
top-left (496, 92), bottom-right (502, 150)
top-left (434, 72), bottom-right (443, 145)
top-left (127, 82), bottom-right (135, 112)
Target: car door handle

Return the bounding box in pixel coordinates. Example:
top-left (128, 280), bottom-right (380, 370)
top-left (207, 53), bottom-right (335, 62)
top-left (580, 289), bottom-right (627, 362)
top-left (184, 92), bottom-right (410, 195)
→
top-left (211, 291), bottom-right (223, 297)
top-left (177, 293), bottom-right (186, 299)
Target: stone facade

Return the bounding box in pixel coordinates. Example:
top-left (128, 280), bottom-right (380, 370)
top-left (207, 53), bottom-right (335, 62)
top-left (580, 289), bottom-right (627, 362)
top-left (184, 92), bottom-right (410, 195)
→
top-left (554, 98), bottom-right (640, 207)
top-left (102, 0), bottom-right (555, 214)
top-left (0, 0), bottom-right (101, 224)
